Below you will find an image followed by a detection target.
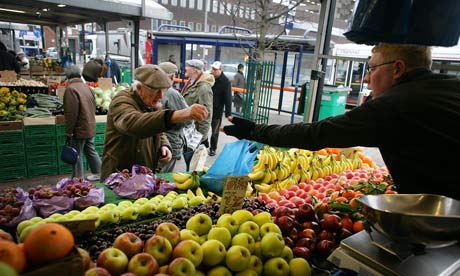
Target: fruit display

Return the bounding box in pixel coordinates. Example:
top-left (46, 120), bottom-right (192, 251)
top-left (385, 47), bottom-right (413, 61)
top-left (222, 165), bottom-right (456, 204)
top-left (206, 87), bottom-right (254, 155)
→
top-left (0, 79), bottom-right (47, 87)
top-left (83, 207), bottom-right (312, 276)
top-left (93, 85), bottom-right (127, 113)
top-left (248, 146), bottom-right (369, 193)
top-left (0, 87), bottom-right (27, 121)
top-left (0, 188), bottom-right (36, 228)
top-left (172, 171), bottom-right (201, 190)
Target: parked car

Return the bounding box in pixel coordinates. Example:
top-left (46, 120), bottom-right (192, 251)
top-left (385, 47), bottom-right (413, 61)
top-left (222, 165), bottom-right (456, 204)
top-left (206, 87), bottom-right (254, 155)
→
top-left (46, 47), bottom-right (58, 58)
top-left (221, 63), bottom-right (239, 82)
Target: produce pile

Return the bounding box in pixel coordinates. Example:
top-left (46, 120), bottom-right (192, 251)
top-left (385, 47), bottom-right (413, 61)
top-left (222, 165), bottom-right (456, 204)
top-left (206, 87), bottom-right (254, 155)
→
top-left (0, 87), bottom-right (27, 121)
top-left (93, 85), bottom-right (128, 113)
top-left (0, 79), bottom-right (47, 88)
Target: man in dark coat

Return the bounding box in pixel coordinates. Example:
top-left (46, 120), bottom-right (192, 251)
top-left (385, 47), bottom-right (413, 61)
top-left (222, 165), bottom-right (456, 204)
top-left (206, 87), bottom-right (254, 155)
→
top-left (0, 41), bottom-right (20, 73)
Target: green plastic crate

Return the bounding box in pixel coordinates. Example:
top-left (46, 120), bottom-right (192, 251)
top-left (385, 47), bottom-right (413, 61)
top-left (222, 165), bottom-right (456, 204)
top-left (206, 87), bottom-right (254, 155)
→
top-left (55, 124), bottom-right (66, 135)
top-left (96, 122), bottom-right (106, 134)
top-left (25, 137), bottom-right (57, 148)
top-left (95, 145), bottom-right (104, 156)
top-left (58, 164), bottom-right (73, 174)
top-left (0, 167), bottom-right (27, 182)
top-left (28, 164), bottom-right (58, 178)
top-left (24, 125), bottom-right (56, 138)
top-left (27, 155), bottom-right (57, 168)
top-left (56, 135), bottom-right (67, 146)
top-left (0, 153), bottom-right (26, 166)
top-left (26, 145), bottom-right (57, 157)
top-left (94, 134), bottom-right (105, 145)
top-left (0, 143), bottom-right (25, 155)
top-left (0, 130), bottom-right (24, 146)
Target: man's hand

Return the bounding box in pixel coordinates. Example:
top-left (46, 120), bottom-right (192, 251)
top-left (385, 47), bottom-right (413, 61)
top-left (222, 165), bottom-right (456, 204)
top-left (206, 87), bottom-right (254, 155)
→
top-left (222, 116), bottom-right (256, 140)
top-left (170, 104), bottom-right (208, 123)
top-left (159, 146), bottom-right (172, 162)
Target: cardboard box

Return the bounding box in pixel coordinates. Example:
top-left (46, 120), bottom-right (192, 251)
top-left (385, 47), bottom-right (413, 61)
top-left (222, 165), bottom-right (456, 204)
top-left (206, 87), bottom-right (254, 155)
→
top-left (30, 65), bottom-right (44, 73)
top-left (0, 121), bottom-right (23, 131)
top-left (57, 86), bottom-right (66, 99)
top-left (55, 115), bottom-right (66, 124)
top-left (21, 247), bottom-right (84, 276)
top-left (95, 115), bottom-right (107, 123)
top-left (23, 117), bottom-right (56, 125)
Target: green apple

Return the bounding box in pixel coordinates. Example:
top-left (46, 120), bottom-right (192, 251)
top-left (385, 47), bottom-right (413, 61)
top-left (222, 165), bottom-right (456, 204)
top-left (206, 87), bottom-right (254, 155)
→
top-left (263, 257), bottom-right (289, 276)
top-left (232, 233), bottom-right (255, 254)
top-left (289, 258), bottom-right (311, 276)
top-left (172, 239), bottom-right (203, 266)
top-left (63, 210), bottom-right (81, 219)
top-left (186, 213), bottom-right (212, 236)
top-left (207, 227), bottom-right (232, 249)
top-left (226, 245), bottom-right (251, 272)
top-left (235, 269), bottom-right (259, 276)
top-left (134, 198), bottom-right (149, 205)
top-left (198, 234), bottom-right (208, 245)
top-left (118, 200), bottom-right (133, 208)
top-left (248, 255), bottom-right (263, 276)
top-left (253, 241), bottom-right (262, 258)
top-left (149, 197), bottom-right (162, 205)
top-left (155, 201), bottom-right (172, 214)
top-left (19, 221), bottom-right (45, 242)
top-left (118, 205), bottom-right (139, 221)
top-left (138, 202), bottom-right (155, 216)
top-left (128, 252), bottom-right (159, 276)
top-left (188, 196), bottom-right (204, 206)
top-left (180, 229), bottom-right (200, 243)
top-left (30, 217), bottom-right (44, 223)
top-left (260, 222), bottom-right (282, 237)
top-left (144, 235), bottom-right (173, 266)
top-left (0, 262), bottom-right (18, 276)
top-left (81, 267), bottom-right (111, 276)
top-left (49, 213), bottom-right (65, 220)
top-left (96, 247), bottom-right (129, 276)
top-left (17, 220), bottom-right (34, 235)
top-left (195, 270), bottom-right (205, 276)
top-left (82, 206), bottom-right (99, 214)
top-left (166, 257), bottom-right (195, 276)
top-left (99, 209), bottom-right (121, 224)
top-left (201, 240), bottom-right (227, 267)
top-left (206, 266), bottom-right (232, 276)
top-left (166, 191), bottom-right (178, 198)
top-left (156, 222), bottom-right (181, 247)
top-left (216, 214), bottom-right (239, 236)
top-left (261, 233), bottom-right (285, 258)
top-left (171, 197), bottom-right (188, 210)
top-left (231, 209), bottom-right (253, 225)
top-left (100, 203), bottom-right (117, 211)
top-left (253, 212), bottom-right (273, 227)
top-left (281, 246), bottom-right (294, 262)
top-left (238, 221), bottom-right (260, 241)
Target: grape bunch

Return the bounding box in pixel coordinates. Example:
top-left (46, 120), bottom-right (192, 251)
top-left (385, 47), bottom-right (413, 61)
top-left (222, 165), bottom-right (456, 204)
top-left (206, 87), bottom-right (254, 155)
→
top-left (121, 166), bottom-right (154, 178)
top-left (0, 188), bottom-right (24, 224)
top-left (28, 183), bottom-right (96, 199)
top-left (28, 186), bottom-right (62, 199)
top-left (62, 183), bottom-right (96, 197)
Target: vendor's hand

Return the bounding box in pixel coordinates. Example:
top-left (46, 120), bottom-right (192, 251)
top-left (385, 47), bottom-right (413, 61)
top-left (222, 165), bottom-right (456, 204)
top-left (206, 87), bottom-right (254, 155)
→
top-left (222, 116), bottom-right (256, 140)
top-left (159, 146), bottom-right (172, 162)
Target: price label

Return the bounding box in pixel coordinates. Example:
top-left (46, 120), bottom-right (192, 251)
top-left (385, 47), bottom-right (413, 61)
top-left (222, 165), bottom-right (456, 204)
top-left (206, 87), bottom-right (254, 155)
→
top-left (219, 176), bottom-right (249, 215)
top-left (338, 147), bottom-right (355, 159)
top-left (0, 70), bottom-right (17, 82)
top-left (98, 77), bottom-right (113, 90)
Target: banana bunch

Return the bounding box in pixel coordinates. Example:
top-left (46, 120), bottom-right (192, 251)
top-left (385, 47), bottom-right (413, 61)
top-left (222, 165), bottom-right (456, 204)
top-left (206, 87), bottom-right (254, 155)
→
top-left (186, 188), bottom-right (221, 204)
top-left (173, 171), bottom-right (200, 190)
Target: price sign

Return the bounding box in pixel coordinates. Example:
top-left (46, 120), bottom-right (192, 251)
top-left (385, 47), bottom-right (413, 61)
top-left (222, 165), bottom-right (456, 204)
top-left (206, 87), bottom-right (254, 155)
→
top-left (218, 176), bottom-right (250, 215)
top-left (98, 78), bottom-right (113, 90)
top-left (338, 147), bottom-right (356, 159)
top-left (0, 70), bottom-right (17, 82)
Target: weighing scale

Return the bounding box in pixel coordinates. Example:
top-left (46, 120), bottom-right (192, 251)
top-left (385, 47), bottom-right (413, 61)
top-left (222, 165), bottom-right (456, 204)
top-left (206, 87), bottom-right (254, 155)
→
top-left (328, 231), bottom-right (460, 276)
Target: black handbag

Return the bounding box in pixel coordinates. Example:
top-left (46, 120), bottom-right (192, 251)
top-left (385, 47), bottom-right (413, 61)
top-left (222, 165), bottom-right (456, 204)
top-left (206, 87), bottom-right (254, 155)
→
top-left (60, 137), bottom-right (79, 165)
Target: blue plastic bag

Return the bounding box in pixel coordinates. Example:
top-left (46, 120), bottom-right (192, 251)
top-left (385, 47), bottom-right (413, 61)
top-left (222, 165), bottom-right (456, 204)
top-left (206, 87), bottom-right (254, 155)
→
top-left (200, 140), bottom-right (262, 195)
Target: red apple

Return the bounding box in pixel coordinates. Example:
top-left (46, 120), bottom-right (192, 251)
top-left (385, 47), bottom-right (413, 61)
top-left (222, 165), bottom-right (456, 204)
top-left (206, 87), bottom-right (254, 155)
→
top-left (288, 185), bottom-right (299, 192)
top-left (97, 247), bottom-right (129, 276)
top-left (337, 228), bottom-right (353, 242)
top-left (78, 247), bottom-right (94, 271)
top-left (276, 215), bottom-right (295, 235)
top-left (283, 236), bottom-right (295, 248)
top-left (295, 238), bottom-right (316, 251)
top-left (128, 253), bottom-right (159, 276)
top-left (298, 229), bottom-right (316, 241)
top-left (273, 206), bottom-right (294, 218)
top-left (295, 203), bottom-right (315, 222)
top-left (289, 196), bottom-right (304, 207)
top-left (301, 221), bottom-right (320, 232)
top-left (317, 230), bottom-right (335, 241)
top-left (288, 228), bottom-right (299, 241)
top-left (320, 214), bottom-right (342, 232)
top-left (298, 183), bottom-right (307, 190)
top-left (113, 232), bottom-right (144, 258)
top-left (120, 273), bottom-right (137, 276)
top-left (324, 176), bottom-right (332, 181)
top-left (156, 222), bottom-right (181, 247)
top-left (316, 240), bottom-right (335, 257)
top-left (85, 267), bottom-right (111, 276)
top-left (292, 246), bottom-right (311, 259)
top-left (341, 217), bottom-right (354, 232)
top-left (284, 191), bottom-right (296, 200)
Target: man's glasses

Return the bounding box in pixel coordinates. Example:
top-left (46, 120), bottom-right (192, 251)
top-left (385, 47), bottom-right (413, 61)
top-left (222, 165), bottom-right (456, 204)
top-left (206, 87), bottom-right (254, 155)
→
top-left (366, 60), bottom-right (396, 74)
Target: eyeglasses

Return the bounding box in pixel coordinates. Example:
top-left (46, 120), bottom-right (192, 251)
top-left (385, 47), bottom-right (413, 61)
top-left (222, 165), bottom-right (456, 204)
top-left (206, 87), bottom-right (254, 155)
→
top-left (366, 60), bottom-right (396, 74)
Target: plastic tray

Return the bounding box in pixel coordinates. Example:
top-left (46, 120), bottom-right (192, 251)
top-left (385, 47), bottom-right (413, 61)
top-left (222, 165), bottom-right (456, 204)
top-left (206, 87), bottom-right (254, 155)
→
top-left (24, 125), bottom-right (56, 138)
top-left (28, 164), bottom-right (57, 178)
top-left (94, 134), bottom-right (105, 145)
top-left (0, 130), bottom-right (24, 146)
top-left (96, 122), bottom-right (106, 134)
top-left (0, 167), bottom-right (27, 182)
top-left (25, 137), bottom-right (57, 148)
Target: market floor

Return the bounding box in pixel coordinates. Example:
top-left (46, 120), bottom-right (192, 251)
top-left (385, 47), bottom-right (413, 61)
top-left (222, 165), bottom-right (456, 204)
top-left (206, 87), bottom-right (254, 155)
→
top-left (2, 111), bottom-right (385, 190)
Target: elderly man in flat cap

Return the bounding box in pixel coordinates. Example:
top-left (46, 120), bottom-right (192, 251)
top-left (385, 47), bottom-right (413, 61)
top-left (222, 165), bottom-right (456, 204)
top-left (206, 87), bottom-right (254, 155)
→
top-left (100, 64), bottom-right (208, 180)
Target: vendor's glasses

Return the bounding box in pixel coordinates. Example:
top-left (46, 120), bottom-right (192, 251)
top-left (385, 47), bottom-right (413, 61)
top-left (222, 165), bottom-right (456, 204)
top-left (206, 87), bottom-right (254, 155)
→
top-left (366, 60), bottom-right (396, 74)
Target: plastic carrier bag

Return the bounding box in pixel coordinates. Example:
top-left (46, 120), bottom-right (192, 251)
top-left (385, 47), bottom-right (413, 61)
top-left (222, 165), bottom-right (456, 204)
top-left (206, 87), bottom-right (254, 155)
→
top-left (200, 140), bottom-right (262, 195)
top-left (344, 0), bottom-right (460, 47)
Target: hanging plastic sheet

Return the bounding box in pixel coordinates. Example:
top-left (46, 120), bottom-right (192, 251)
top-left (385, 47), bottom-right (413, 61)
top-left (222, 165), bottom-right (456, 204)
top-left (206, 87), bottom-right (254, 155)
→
top-left (344, 0), bottom-right (460, 47)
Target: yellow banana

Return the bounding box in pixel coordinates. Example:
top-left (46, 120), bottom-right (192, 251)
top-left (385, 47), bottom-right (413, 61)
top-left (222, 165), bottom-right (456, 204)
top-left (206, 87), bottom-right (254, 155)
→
top-left (300, 169), bottom-right (311, 183)
top-left (176, 177), bottom-right (193, 190)
top-left (262, 167), bottom-right (273, 184)
top-left (255, 183), bottom-right (272, 193)
top-left (172, 172), bottom-right (192, 183)
top-left (253, 154), bottom-right (266, 171)
top-left (248, 169), bottom-right (266, 181)
top-left (196, 187), bottom-right (205, 198)
top-left (187, 189), bottom-right (196, 199)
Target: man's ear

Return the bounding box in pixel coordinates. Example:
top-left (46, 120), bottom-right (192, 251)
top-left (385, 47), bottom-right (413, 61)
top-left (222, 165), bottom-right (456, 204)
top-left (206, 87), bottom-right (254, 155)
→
top-left (394, 60), bottom-right (406, 78)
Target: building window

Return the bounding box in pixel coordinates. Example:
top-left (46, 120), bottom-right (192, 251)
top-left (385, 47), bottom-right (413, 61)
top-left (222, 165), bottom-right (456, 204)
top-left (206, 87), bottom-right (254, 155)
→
top-left (239, 6), bottom-right (244, 18)
top-left (189, 0), bottom-right (195, 9)
top-left (188, 22), bottom-right (194, 31)
top-left (251, 9), bottom-right (255, 20)
top-left (212, 0), bottom-right (218, 13)
top-left (226, 3), bottom-right (231, 15)
top-left (196, 23), bottom-right (202, 31)
top-left (245, 6), bottom-right (250, 18)
top-left (220, 1), bottom-right (225, 14)
top-left (206, 0), bottom-right (210, 12)
top-left (211, 25), bottom-right (217, 32)
top-left (162, 0), bottom-right (168, 4)
top-left (171, 0), bottom-right (177, 6)
top-left (197, 0), bottom-right (203, 10)
top-left (172, 20), bottom-right (177, 26)
top-left (232, 4), bottom-right (238, 16)
top-left (179, 20), bottom-right (186, 26)
top-left (180, 0), bottom-right (186, 8)
top-left (161, 20), bottom-right (169, 25)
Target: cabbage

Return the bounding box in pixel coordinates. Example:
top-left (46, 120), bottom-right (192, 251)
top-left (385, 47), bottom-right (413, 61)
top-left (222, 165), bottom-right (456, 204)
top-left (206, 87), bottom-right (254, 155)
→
top-left (94, 87), bottom-right (104, 96)
top-left (95, 97), bottom-right (103, 106)
top-left (101, 101), bottom-right (110, 111)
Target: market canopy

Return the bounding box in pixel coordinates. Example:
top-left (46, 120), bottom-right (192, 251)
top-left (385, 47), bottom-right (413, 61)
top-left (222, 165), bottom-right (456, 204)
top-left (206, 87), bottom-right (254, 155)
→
top-left (0, 0), bottom-right (173, 26)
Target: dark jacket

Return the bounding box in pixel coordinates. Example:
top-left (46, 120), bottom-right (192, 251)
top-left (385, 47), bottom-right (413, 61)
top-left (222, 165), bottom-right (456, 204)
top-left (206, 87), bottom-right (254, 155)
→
top-left (63, 78), bottom-right (97, 139)
top-left (0, 50), bottom-right (20, 73)
top-left (252, 69), bottom-right (460, 200)
top-left (162, 87), bottom-right (189, 158)
top-left (101, 88), bottom-right (173, 180)
top-left (212, 72), bottom-right (232, 118)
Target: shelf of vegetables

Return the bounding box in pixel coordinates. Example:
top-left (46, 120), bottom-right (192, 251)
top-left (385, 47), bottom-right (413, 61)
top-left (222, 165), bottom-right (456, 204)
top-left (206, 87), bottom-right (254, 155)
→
top-left (0, 145), bottom-right (396, 275)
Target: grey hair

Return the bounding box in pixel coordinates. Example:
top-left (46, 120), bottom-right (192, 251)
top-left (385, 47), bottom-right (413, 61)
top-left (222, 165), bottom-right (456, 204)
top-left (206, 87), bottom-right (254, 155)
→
top-left (66, 65), bottom-right (81, 79)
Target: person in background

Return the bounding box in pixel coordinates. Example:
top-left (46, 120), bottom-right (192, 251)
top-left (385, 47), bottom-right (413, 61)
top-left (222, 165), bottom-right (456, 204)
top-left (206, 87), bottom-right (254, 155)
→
top-left (0, 41), bottom-right (20, 73)
top-left (82, 58), bottom-right (104, 83)
top-left (200, 59), bottom-right (208, 72)
top-left (233, 63), bottom-right (245, 113)
top-left (101, 64), bottom-right (208, 180)
top-left (168, 54), bottom-right (177, 65)
top-left (16, 51), bottom-right (29, 70)
top-left (104, 54), bottom-right (121, 84)
top-left (181, 59), bottom-right (214, 165)
top-left (158, 62), bottom-right (189, 172)
top-left (224, 43), bottom-right (460, 200)
top-left (209, 61), bottom-right (232, 156)
top-left (63, 65), bottom-right (102, 181)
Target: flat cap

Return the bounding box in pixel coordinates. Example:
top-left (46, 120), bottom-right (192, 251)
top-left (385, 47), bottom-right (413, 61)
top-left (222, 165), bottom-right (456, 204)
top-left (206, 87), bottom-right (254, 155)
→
top-left (211, 61), bottom-right (222, 69)
top-left (158, 62), bottom-right (178, 75)
top-left (185, 59), bottom-right (204, 71)
top-left (135, 64), bottom-right (172, 90)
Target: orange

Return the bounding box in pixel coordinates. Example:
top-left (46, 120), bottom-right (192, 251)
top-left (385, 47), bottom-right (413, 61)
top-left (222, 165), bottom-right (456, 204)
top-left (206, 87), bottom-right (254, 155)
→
top-left (23, 223), bottom-right (74, 265)
top-left (0, 240), bottom-right (27, 272)
top-left (353, 220), bottom-right (365, 233)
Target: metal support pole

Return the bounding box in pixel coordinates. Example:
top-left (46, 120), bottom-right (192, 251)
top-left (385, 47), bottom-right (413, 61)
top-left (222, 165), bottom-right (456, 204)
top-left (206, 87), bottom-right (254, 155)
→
top-left (290, 45), bottom-right (303, 124)
top-left (40, 25), bottom-right (45, 53)
top-left (131, 19), bottom-right (140, 82)
top-left (81, 24), bottom-right (86, 63)
top-left (304, 0), bottom-right (336, 123)
top-left (104, 21), bottom-right (109, 56)
top-left (278, 51), bottom-right (289, 115)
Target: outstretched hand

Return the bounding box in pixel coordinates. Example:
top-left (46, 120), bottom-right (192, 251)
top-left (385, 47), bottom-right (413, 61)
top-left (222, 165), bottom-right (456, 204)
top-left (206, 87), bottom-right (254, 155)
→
top-left (222, 116), bottom-right (256, 140)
